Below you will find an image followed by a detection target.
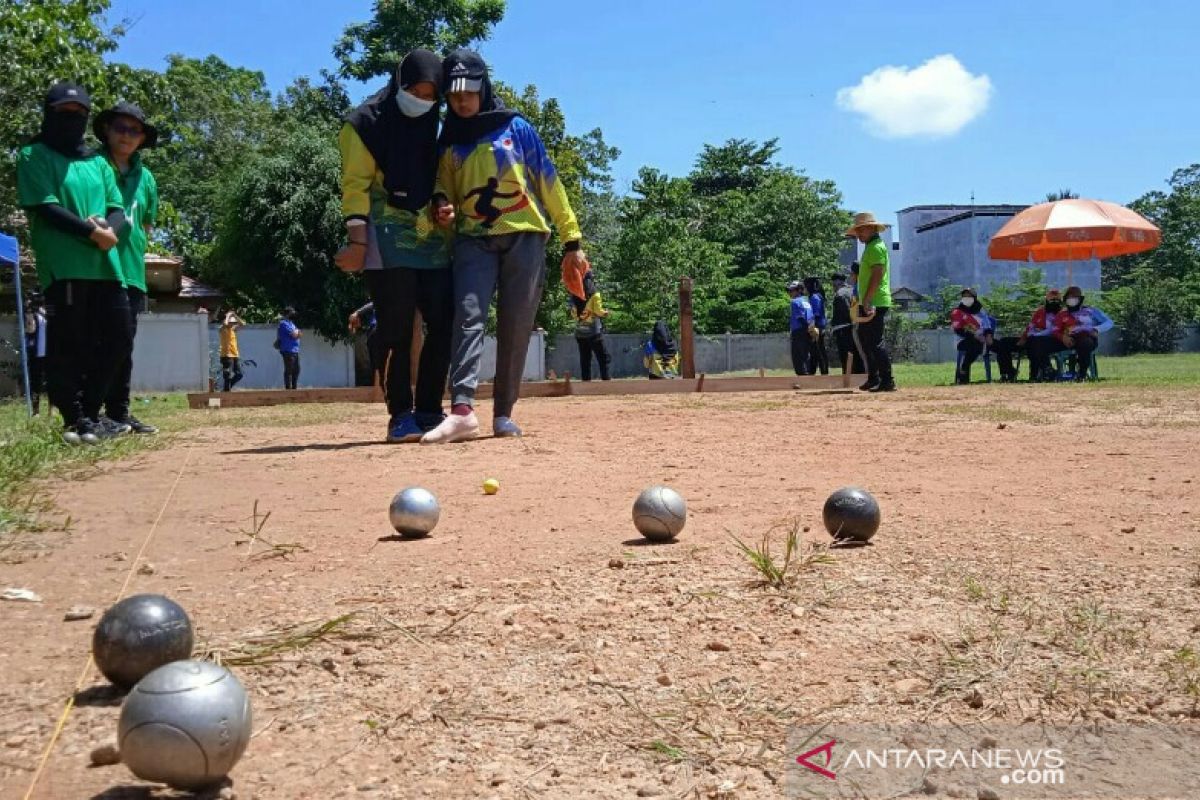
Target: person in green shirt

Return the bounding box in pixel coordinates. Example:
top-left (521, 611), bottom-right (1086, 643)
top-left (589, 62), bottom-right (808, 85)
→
top-left (847, 211), bottom-right (896, 392)
top-left (16, 83), bottom-right (133, 445)
top-left (94, 102), bottom-right (161, 435)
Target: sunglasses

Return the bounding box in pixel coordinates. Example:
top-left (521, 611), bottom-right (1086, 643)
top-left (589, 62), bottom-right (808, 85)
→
top-left (110, 122), bottom-right (144, 136)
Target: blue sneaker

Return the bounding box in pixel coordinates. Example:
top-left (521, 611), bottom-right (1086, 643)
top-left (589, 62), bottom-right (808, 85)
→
top-left (386, 413), bottom-right (423, 443)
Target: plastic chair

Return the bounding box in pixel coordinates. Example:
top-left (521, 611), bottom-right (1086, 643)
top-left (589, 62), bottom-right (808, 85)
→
top-left (954, 347), bottom-right (993, 383)
top-left (1053, 350), bottom-right (1099, 381)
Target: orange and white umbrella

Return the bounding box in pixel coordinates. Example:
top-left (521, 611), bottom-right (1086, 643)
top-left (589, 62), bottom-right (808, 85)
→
top-left (988, 199), bottom-right (1160, 262)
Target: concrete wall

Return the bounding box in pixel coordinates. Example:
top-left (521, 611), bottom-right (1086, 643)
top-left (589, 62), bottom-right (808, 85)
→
top-left (208, 324), bottom-right (355, 390)
top-left (133, 314), bottom-right (210, 391)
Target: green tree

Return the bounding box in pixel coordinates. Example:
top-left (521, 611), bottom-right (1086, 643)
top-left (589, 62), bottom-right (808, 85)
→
top-left (335, 0), bottom-right (506, 81)
top-left (981, 268), bottom-right (1048, 336)
top-left (926, 279), bottom-right (965, 329)
top-left (1044, 188), bottom-right (1079, 202)
top-left (1101, 270), bottom-right (1187, 353)
top-left (205, 134), bottom-right (364, 341)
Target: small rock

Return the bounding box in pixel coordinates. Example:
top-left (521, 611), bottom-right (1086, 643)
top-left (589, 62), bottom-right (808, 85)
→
top-left (945, 785), bottom-right (968, 799)
top-left (656, 674), bottom-right (673, 687)
top-left (137, 562), bottom-right (156, 576)
top-left (706, 642), bottom-right (731, 652)
top-left (979, 735), bottom-right (998, 749)
top-left (978, 788), bottom-right (1001, 800)
top-left (893, 678), bottom-right (927, 695)
top-left (1121, 526), bottom-right (1136, 534)
top-left (621, 769), bottom-right (635, 778)
top-left (342, 645), bottom-right (357, 656)
top-left (790, 606), bottom-right (805, 619)
top-left (965, 689), bottom-right (985, 709)
top-left (921, 776), bottom-right (938, 795)
top-left (64, 606), bottom-right (95, 622)
top-left (997, 423), bottom-right (1007, 430)
top-left (636, 787), bottom-right (663, 798)
top-left (533, 720), bottom-right (547, 730)
top-left (6, 735), bottom-right (26, 749)
top-left (89, 744), bottom-right (120, 766)
top-left (218, 788), bottom-right (237, 800)
top-left (608, 558), bottom-right (625, 569)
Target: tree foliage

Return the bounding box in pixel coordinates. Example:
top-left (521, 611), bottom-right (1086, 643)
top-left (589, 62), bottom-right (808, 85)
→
top-left (335, 0), bottom-right (505, 81)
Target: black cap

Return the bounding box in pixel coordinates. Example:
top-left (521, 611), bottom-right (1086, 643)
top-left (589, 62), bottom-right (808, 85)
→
top-left (831, 273), bottom-right (846, 282)
top-left (443, 50), bottom-right (488, 94)
top-left (94, 102), bottom-right (159, 149)
top-left (399, 49), bottom-right (442, 91)
top-left (45, 82), bottom-right (91, 111)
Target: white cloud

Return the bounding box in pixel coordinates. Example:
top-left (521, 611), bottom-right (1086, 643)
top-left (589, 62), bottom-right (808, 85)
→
top-left (836, 54), bottom-right (992, 139)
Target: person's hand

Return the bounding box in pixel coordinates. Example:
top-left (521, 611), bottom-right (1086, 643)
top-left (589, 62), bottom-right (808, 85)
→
top-left (433, 199), bottom-right (455, 227)
top-left (808, 325), bottom-right (819, 342)
top-left (348, 312), bottom-right (361, 333)
top-left (561, 248), bottom-right (589, 298)
top-left (334, 243), bottom-right (366, 273)
top-left (88, 217), bottom-right (118, 251)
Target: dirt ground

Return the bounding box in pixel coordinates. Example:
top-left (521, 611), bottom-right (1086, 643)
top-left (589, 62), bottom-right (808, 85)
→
top-left (2, 384), bottom-right (1200, 800)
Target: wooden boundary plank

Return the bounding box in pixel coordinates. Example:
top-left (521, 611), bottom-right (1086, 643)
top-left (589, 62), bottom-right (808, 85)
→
top-left (188, 373), bottom-right (852, 409)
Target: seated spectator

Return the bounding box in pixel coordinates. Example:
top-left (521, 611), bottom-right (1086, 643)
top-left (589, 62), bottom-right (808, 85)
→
top-left (644, 319), bottom-right (680, 379)
top-left (1018, 290), bottom-right (1065, 382)
top-left (1053, 286), bottom-right (1113, 382)
top-left (950, 288), bottom-right (1017, 384)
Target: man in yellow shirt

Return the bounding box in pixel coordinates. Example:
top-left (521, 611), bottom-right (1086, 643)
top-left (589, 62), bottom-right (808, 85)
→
top-left (219, 311), bottom-right (243, 391)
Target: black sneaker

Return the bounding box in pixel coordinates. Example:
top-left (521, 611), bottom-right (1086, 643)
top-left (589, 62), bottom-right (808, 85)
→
top-left (123, 415), bottom-right (158, 435)
top-left (99, 416), bottom-right (133, 437)
top-left (62, 424), bottom-right (96, 446)
top-left (74, 418), bottom-right (106, 444)
top-left (859, 379), bottom-right (880, 391)
top-left (869, 381), bottom-right (897, 393)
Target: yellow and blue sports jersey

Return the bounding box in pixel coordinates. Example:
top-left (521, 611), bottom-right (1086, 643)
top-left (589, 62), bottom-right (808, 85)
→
top-left (434, 117), bottom-right (582, 242)
top-left (338, 123), bottom-right (450, 269)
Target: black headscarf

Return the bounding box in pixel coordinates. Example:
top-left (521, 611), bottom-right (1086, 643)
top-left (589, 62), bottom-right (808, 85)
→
top-left (438, 49), bottom-right (520, 146)
top-left (652, 321), bottom-right (677, 357)
top-left (346, 49), bottom-right (442, 212)
top-left (33, 83), bottom-right (93, 159)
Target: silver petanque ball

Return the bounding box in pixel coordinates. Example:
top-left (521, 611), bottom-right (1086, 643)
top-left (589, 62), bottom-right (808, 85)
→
top-left (118, 660), bottom-right (252, 790)
top-left (632, 485), bottom-right (687, 542)
top-left (389, 486), bottom-right (440, 538)
top-left (93, 594), bottom-right (194, 689)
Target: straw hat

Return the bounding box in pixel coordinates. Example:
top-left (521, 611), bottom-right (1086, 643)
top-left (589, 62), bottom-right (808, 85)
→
top-left (845, 211), bottom-right (889, 236)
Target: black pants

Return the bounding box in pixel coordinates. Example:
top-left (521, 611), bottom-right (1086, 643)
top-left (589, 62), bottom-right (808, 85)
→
top-left (990, 337), bottom-right (1019, 381)
top-left (1026, 337), bottom-right (1060, 381)
top-left (28, 356), bottom-right (47, 413)
top-left (576, 335), bottom-right (611, 381)
top-left (790, 330), bottom-right (812, 376)
top-left (281, 352), bottom-right (300, 390)
top-left (1065, 333), bottom-right (1098, 380)
top-left (808, 328), bottom-right (830, 375)
top-left (44, 280), bottom-right (133, 426)
top-left (221, 356), bottom-right (243, 391)
top-left (857, 307), bottom-right (893, 385)
top-left (956, 335), bottom-right (983, 384)
top-left (365, 267), bottom-right (453, 419)
top-left (957, 335), bottom-right (1019, 384)
top-left (101, 287), bottom-right (144, 421)
top-left (834, 328), bottom-right (865, 374)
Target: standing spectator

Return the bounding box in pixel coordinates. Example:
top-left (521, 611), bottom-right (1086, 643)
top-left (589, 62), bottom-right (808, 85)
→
top-left (219, 311), bottom-right (244, 392)
top-left (1054, 286), bottom-right (1113, 382)
top-left (829, 273), bottom-right (864, 374)
top-left (277, 307), bottom-right (302, 389)
top-left (1018, 290), bottom-right (1065, 382)
top-left (803, 276), bottom-right (829, 375)
top-left (787, 280), bottom-right (814, 376)
top-left (95, 102), bottom-right (159, 435)
top-left (348, 301), bottom-right (386, 387)
top-left (570, 270), bottom-right (611, 381)
top-left (848, 212), bottom-right (895, 392)
top-left (422, 50), bottom-right (588, 443)
top-left (24, 294), bottom-right (48, 415)
top-left (17, 83), bottom-right (131, 445)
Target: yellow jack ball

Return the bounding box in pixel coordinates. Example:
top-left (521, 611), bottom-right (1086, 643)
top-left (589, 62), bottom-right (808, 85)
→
top-left (482, 478), bottom-right (500, 495)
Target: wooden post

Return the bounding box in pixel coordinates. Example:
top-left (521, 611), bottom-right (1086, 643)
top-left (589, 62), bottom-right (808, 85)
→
top-left (409, 310), bottom-right (424, 387)
top-left (679, 276), bottom-right (696, 379)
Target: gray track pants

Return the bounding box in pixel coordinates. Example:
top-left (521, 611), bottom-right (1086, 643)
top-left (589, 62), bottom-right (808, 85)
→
top-left (448, 232), bottom-right (547, 418)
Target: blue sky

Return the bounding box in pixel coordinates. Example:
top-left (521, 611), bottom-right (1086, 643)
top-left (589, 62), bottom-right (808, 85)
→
top-left (109, 0), bottom-right (1192, 239)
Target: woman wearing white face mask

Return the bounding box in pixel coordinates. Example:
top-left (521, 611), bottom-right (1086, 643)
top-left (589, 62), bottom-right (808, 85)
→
top-left (950, 289), bottom-right (1018, 384)
top-left (1052, 286), bottom-right (1113, 382)
top-left (334, 50), bottom-right (454, 443)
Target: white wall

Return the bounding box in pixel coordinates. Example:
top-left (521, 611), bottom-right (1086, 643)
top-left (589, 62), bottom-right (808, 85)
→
top-left (208, 324), bottom-right (355, 390)
top-left (132, 313), bottom-right (210, 391)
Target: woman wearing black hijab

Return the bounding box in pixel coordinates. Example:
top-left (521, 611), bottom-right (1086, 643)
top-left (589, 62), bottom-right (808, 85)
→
top-left (16, 82), bottom-right (133, 445)
top-left (334, 49), bottom-right (454, 443)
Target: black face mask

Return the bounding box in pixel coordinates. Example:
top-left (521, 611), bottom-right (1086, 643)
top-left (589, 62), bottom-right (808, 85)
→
top-left (1045, 302), bottom-right (1062, 313)
top-left (38, 110), bottom-right (91, 158)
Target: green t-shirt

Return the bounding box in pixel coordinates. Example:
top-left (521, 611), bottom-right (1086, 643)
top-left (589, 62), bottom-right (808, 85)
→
top-left (105, 152), bottom-right (159, 291)
top-left (857, 235), bottom-right (892, 309)
top-left (17, 143), bottom-right (125, 287)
